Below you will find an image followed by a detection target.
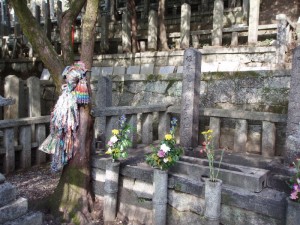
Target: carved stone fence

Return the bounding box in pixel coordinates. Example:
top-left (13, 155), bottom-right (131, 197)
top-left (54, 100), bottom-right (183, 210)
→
top-left (0, 115), bottom-right (49, 174)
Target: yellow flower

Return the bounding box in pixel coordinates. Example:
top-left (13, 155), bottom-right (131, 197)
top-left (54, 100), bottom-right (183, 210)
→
top-left (112, 129), bottom-right (119, 135)
top-left (165, 134), bottom-right (172, 140)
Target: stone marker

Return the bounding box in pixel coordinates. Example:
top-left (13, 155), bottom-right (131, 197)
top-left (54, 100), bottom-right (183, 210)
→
top-left (285, 46), bottom-right (300, 163)
top-left (148, 10), bottom-right (158, 51)
top-left (180, 48), bottom-right (201, 149)
top-left (122, 11), bottom-right (131, 53)
top-left (180, 3), bottom-right (191, 49)
top-left (4, 75), bottom-right (20, 119)
top-left (248, 0), bottom-right (260, 45)
top-left (212, 0), bottom-right (224, 46)
top-left (276, 14), bottom-right (288, 64)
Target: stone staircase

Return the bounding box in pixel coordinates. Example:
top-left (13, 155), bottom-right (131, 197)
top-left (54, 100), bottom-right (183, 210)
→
top-left (0, 173), bottom-right (43, 225)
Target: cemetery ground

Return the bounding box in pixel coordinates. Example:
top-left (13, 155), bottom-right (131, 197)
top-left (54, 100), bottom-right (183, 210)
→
top-left (5, 163), bottom-right (121, 225)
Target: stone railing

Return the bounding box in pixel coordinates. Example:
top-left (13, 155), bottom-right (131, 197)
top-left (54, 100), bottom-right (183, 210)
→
top-left (91, 104), bottom-right (171, 150)
top-left (0, 116), bottom-right (49, 174)
top-left (168, 106), bottom-right (287, 157)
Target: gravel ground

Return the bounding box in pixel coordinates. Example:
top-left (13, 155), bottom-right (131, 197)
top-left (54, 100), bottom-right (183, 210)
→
top-left (5, 163), bottom-right (110, 225)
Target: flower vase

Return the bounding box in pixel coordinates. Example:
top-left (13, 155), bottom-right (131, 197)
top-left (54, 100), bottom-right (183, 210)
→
top-left (103, 160), bottom-right (120, 223)
top-left (153, 168), bottom-right (168, 225)
top-left (286, 197), bottom-right (300, 225)
top-left (204, 178), bottom-right (222, 221)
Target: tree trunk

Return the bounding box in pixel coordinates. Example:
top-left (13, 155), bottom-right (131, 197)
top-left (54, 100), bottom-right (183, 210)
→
top-left (158, 0), bottom-right (169, 51)
top-left (128, 0), bottom-right (138, 53)
top-left (10, 0), bottom-right (100, 224)
top-left (60, 0), bottom-right (86, 65)
top-left (10, 0), bottom-right (64, 88)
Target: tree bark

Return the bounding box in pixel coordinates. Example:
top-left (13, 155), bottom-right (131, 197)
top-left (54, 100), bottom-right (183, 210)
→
top-left (10, 0), bottom-right (100, 224)
top-left (60, 0), bottom-right (86, 65)
top-left (9, 0), bottom-right (64, 88)
top-left (158, 0), bottom-right (169, 51)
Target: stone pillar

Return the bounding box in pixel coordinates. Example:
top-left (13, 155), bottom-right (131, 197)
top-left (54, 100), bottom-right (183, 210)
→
top-left (231, 32), bottom-right (238, 46)
top-left (192, 35), bottom-right (200, 48)
top-left (276, 14), bottom-right (288, 64)
top-left (27, 77), bottom-right (41, 118)
top-left (153, 169), bottom-right (168, 225)
top-left (262, 121), bottom-right (276, 157)
top-left (122, 11), bottom-right (131, 53)
top-left (148, 10), bottom-right (158, 51)
top-left (180, 48), bottom-right (201, 149)
top-left (234, 119), bottom-right (247, 152)
top-left (209, 117), bottom-right (220, 150)
top-left (56, 1), bottom-right (62, 27)
top-left (110, 0), bottom-right (116, 21)
top-left (285, 46), bottom-right (300, 164)
top-left (242, 0), bottom-right (249, 25)
top-left (158, 111), bottom-right (170, 140)
top-left (35, 5), bottom-right (41, 24)
top-left (212, 0), bottom-right (224, 46)
top-left (20, 126), bottom-right (31, 169)
top-left (143, 0), bottom-right (150, 19)
top-left (42, 1), bottom-right (51, 40)
top-left (49, 0), bottom-right (55, 20)
top-left (4, 128), bottom-right (14, 174)
top-left (100, 7), bottom-right (109, 53)
top-left (104, 161), bottom-right (120, 223)
top-left (248, 0), bottom-right (260, 45)
top-left (95, 74), bottom-right (112, 150)
top-left (142, 113), bottom-right (153, 144)
top-left (128, 114), bottom-right (137, 148)
top-left (180, 3), bottom-right (191, 49)
top-left (4, 75), bottom-right (20, 119)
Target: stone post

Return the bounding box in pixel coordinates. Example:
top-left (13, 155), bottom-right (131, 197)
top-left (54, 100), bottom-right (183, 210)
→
top-left (142, 113), bottom-right (153, 144)
top-left (148, 10), bottom-right (158, 51)
top-left (4, 75), bottom-right (20, 119)
top-left (100, 7), bottom-right (109, 53)
top-left (153, 169), bottom-right (168, 225)
top-left (42, 1), bottom-right (51, 40)
top-left (104, 160), bottom-right (120, 224)
top-left (110, 0), bottom-right (116, 22)
top-left (262, 121), bottom-right (276, 157)
top-left (276, 14), bottom-right (288, 64)
top-left (180, 48), bottom-right (201, 149)
top-left (242, 0), bottom-right (249, 25)
top-left (180, 3), bottom-right (191, 49)
top-left (95, 71), bottom-right (112, 150)
top-left (248, 0), bottom-right (260, 45)
top-left (35, 5), bottom-right (41, 24)
top-left (56, 1), bottom-right (62, 28)
top-left (212, 0), bottom-right (224, 46)
top-left (285, 46), bottom-right (300, 164)
top-left (143, 0), bottom-right (150, 19)
top-left (122, 11), bottom-right (131, 53)
top-left (234, 120), bottom-right (247, 152)
top-left (4, 128), bottom-right (14, 174)
top-left (20, 125), bottom-right (31, 169)
top-left (210, 117), bottom-right (220, 150)
top-left (49, 0), bottom-right (55, 20)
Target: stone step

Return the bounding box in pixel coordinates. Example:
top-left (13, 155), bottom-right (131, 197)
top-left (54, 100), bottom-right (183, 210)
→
top-left (0, 182), bottom-right (17, 207)
top-left (170, 156), bottom-right (269, 192)
top-left (0, 197), bottom-right (28, 224)
top-left (3, 211), bottom-right (43, 225)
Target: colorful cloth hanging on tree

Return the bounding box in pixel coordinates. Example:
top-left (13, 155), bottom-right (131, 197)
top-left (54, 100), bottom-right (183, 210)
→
top-left (39, 61), bottom-right (89, 172)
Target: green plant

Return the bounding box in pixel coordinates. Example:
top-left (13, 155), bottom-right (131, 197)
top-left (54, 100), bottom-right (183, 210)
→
top-left (145, 118), bottom-right (183, 170)
top-left (288, 159), bottom-right (300, 202)
top-left (200, 130), bottom-right (224, 182)
top-left (105, 115), bottom-right (132, 162)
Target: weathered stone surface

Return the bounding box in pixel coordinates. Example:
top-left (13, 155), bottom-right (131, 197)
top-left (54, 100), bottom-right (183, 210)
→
top-left (0, 182), bottom-right (16, 207)
top-left (3, 211), bottom-right (43, 225)
top-left (148, 10), bottom-right (158, 51)
top-left (180, 3), bottom-right (191, 49)
top-left (0, 197), bottom-right (28, 224)
top-left (248, 0), bottom-right (260, 44)
top-left (126, 66), bottom-right (140, 74)
top-left (158, 66), bottom-right (175, 74)
top-left (140, 64), bottom-right (154, 74)
top-left (180, 48), bottom-right (201, 148)
top-left (212, 0), bottom-right (224, 46)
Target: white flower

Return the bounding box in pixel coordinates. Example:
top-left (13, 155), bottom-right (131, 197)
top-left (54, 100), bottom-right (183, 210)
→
top-left (110, 135), bottom-right (118, 143)
top-left (161, 144), bottom-right (170, 153)
top-left (163, 158), bottom-right (169, 163)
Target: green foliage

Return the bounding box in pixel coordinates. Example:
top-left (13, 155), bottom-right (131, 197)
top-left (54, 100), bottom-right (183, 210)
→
top-left (146, 118), bottom-right (183, 170)
top-left (105, 115), bottom-right (133, 162)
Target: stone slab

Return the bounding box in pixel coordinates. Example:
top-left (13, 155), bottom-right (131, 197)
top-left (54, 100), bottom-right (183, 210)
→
top-left (113, 66), bottom-right (126, 75)
top-left (3, 211), bottom-right (43, 225)
top-left (0, 197), bottom-right (28, 224)
top-left (0, 182), bottom-right (16, 207)
top-left (140, 64), bottom-right (154, 74)
top-left (126, 65), bottom-right (140, 74)
top-left (158, 66), bottom-right (175, 74)
top-left (170, 156), bottom-right (269, 192)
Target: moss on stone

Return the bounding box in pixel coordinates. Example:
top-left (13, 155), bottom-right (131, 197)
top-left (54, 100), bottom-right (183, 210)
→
top-left (146, 74), bottom-right (163, 82)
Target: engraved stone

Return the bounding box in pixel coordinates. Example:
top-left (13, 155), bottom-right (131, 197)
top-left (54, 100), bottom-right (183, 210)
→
top-left (180, 48), bottom-right (201, 149)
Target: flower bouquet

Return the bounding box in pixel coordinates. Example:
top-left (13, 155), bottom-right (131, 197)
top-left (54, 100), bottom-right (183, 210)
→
top-left (200, 129), bottom-right (224, 182)
top-left (288, 158), bottom-right (300, 202)
top-left (105, 115), bottom-right (132, 162)
top-left (146, 118), bottom-right (183, 170)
